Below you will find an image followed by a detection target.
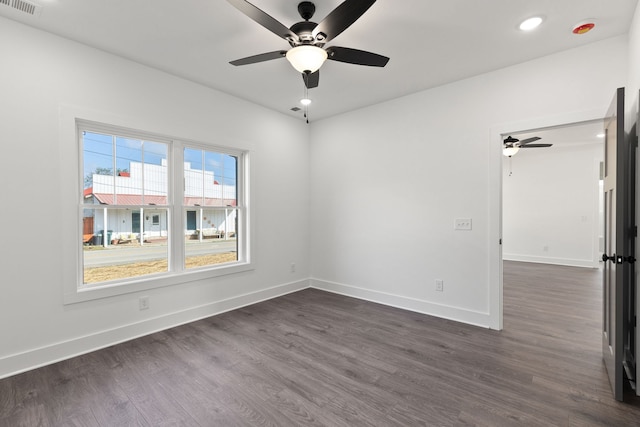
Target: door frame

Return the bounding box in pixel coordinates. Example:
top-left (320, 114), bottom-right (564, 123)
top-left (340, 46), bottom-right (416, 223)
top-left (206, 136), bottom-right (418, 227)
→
top-left (489, 107), bottom-right (609, 330)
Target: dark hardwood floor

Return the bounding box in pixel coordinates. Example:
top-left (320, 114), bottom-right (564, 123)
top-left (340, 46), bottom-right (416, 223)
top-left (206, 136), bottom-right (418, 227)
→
top-left (2, 261), bottom-right (640, 426)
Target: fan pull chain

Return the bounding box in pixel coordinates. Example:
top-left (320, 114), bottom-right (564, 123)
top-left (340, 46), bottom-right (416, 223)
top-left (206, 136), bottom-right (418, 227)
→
top-left (304, 84), bottom-right (310, 124)
top-left (508, 156), bottom-right (513, 176)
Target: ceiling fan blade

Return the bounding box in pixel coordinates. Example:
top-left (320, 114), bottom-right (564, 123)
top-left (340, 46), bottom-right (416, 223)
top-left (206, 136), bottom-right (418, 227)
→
top-left (518, 136), bottom-right (541, 146)
top-left (230, 50), bottom-right (287, 66)
top-left (303, 71), bottom-right (320, 88)
top-left (326, 46), bottom-right (389, 67)
top-left (227, 0), bottom-right (299, 43)
top-left (312, 0), bottom-right (376, 43)
top-left (521, 144), bottom-right (553, 148)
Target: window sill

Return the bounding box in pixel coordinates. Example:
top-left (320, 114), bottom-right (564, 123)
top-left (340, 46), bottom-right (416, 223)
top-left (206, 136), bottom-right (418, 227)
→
top-left (63, 262), bottom-right (254, 305)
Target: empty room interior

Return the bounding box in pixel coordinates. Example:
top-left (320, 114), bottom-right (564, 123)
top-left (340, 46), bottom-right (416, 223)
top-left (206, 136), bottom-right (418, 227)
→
top-left (2, 0), bottom-right (640, 425)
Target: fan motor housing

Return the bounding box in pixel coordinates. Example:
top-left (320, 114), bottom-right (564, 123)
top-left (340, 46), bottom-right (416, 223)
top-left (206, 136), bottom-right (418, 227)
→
top-left (290, 20), bottom-right (318, 42)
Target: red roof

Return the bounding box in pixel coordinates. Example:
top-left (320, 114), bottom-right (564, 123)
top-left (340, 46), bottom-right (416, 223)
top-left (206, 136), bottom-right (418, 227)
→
top-left (91, 193), bottom-right (236, 207)
top-left (93, 194), bottom-right (167, 205)
top-left (184, 197), bottom-right (237, 207)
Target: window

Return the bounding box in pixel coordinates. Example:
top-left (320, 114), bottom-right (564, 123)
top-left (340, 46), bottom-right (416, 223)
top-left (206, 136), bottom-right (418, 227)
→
top-left (183, 147), bottom-right (239, 269)
top-left (77, 121), bottom-right (249, 296)
top-left (82, 130), bottom-right (169, 284)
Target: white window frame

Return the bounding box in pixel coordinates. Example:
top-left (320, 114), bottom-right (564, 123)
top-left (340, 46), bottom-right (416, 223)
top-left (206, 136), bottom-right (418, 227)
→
top-left (62, 113), bottom-right (252, 304)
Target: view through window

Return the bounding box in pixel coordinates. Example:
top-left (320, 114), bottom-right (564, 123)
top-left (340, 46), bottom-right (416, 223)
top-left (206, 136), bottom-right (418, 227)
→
top-left (183, 147), bottom-right (239, 270)
top-left (81, 125), bottom-right (243, 287)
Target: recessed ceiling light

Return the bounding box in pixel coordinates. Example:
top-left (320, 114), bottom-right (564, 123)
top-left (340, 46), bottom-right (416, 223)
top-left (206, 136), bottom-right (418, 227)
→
top-left (300, 98), bottom-right (312, 106)
top-left (597, 133), bottom-right (605, 138)
top-left (519, 16), bottom-right (543, 31)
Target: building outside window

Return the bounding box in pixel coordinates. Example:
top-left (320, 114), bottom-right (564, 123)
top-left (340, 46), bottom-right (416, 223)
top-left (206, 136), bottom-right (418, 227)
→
top-left (79, 122), bottom-right (247, 289)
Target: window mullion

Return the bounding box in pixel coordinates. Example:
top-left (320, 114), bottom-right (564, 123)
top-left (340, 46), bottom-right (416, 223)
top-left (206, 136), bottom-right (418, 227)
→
top-left (141, 141), bottom-right (145, 205)
top-left (171, 141), bottom-right (185, 272)
top-left (112, 135), bottom-right (117, 204)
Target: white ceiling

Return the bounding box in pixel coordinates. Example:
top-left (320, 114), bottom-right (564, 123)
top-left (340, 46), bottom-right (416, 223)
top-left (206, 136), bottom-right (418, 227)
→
top-left (1, 0), bottom-right (637, 121)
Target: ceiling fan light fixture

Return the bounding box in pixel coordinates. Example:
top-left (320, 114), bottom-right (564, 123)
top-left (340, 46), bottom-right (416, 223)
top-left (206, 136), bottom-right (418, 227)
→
top-left (300, 98), bottom-right (312, 106)
top-left (519, 16), bottom-right (543, 31)
top-left (286, 45), bottom-right (328, 73)
top-left (503, 146), bottom-right (520, 157)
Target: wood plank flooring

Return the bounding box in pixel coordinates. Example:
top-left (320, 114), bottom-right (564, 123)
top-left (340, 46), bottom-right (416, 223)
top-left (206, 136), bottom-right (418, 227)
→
top-left (2, 261), bottom-right (640, 426)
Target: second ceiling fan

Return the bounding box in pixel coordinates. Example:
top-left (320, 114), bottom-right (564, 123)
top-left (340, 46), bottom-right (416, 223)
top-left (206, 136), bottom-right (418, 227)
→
top-left (227, 0), bottom-right (390, 89)
top-left (503, 136), bottom-right (552, 157)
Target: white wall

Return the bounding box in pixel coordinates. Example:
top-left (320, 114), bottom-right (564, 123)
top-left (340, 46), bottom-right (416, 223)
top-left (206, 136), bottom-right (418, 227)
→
top-left (502, 142), bottom-right (603, 267)
top-left (0, 17), bottom-right (310, 378)
top-left (309, 36), bottom-right (628, 329)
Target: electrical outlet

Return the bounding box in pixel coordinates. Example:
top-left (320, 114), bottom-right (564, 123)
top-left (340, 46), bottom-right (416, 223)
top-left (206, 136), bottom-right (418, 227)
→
top-left (290, 263), bottom-right (296, 273)
top-left (139, 296), bottom-right (150, 310)
top-left (435, 280), bottom-right (444, 292)
top-left (454, 218), bottom-right (472, 231)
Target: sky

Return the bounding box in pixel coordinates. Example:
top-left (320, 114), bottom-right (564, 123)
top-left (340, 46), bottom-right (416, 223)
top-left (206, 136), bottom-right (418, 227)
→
top-left (83, 131), bottom-right (237, 189)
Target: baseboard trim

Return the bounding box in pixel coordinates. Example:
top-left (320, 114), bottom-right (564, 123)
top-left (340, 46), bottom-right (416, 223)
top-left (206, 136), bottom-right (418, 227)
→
top-left (503, 254), bottom-right (598, 268)
top-left (0, 279), bottom-right (309, 380)
top-left (310, 278), bottom-right (491, 329)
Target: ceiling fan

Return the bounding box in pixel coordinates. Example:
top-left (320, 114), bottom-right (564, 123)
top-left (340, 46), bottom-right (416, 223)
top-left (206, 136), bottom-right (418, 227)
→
top-left (226, 0), bottom-right (390, 89)
top-left (503, 136), bottom-right (552, 157)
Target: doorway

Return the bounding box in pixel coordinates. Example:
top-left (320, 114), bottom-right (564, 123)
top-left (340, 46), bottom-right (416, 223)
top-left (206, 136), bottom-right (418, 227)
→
top-left (493, 94), bottom-right (639, 400)
top-left (132, 211), bottom-right (141, 234)
top-left (489, 110), bottom-right (609, 331)
top-left (186, 210), bottom-right (197, 231)
top-left (500, 119), bottom-right (605, 330)
top-left (502, 120), bottom-right (604, 271)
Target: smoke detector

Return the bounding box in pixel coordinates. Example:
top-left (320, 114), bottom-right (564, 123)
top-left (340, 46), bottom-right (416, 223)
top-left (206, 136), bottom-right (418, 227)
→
top-left (572, 20), bottom-right (596, 35)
